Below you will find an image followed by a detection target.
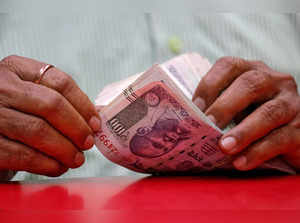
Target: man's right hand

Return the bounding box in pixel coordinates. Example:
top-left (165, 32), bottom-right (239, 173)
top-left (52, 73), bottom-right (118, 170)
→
top-left (0, 55), bottom-right (101, 177)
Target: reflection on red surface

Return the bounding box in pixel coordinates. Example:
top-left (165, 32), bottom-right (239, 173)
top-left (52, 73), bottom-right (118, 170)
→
top-left (1, 172), bottom-right (300, 222)
top-left (104, 175), bottom-right (300, 210)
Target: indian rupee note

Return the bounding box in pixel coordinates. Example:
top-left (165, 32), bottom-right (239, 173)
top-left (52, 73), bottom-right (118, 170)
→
top-left (95, 53), bottom-right (295, 174)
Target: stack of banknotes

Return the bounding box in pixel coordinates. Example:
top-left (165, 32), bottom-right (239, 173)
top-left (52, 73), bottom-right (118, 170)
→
top-left (95, 53), bottom-right (295, 174)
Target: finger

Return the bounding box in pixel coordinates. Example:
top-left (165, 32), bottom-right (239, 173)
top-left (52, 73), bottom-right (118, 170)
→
top-left (282, 114), bottom-right (300, 170)
top-left (1, 55), bottom-right (101, 132)
top-left (0, 135), bottom-right (68, 177)
top-left (231, 126), bottom-right (293, 170)
top-left (0, 66), bottom-right (94, 150)
top-left (205, 70), bottom-right (277, 128)
top-left (219, 97), bottom-right (297, 155)
top-left (192, 57), bottom-right (252, 111)
top-left (0, 107), bottom-right (85, 168)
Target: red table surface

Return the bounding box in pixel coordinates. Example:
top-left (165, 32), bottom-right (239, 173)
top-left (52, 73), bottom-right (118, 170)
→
top-left (1, 173), bottom-right (300, 222)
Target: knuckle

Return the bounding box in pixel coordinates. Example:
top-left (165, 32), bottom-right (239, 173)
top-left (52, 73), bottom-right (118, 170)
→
top-left (1, 55), bottom-right (17, 64)
top-left (240, 70), bottom-right (272, 96)
top-left (216, 56), bottom-right (233, 65)
top-left (1, 55), bottom-right (18, 69)
top-left (29, 118), bottom-right (49, 138)
top-left (268, 128), bottom-right (290, 151)
top-left (45, 92), bottom-right (65, 114)
top-left (260, 103), bottom-right (278, 123)
top-left (216, 56), bottom-right (235, 67)
top-left (0, 55), bottom-right (23, 81)
top-left (261, 99), bottom-right (293, 123)
top-left (216, 56), bottom-right (247, 70)
top-left (251, 60), bottom-right (268, 68)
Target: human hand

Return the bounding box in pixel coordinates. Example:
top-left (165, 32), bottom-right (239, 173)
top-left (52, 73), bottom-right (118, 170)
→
top-left (0, 55), bottom-right (100, 177)
top-left (193, 57), bottom-right (300, 171)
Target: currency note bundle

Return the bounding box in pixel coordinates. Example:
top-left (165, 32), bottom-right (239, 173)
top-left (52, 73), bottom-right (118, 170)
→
top-left (95, 53), bottom-right (295, 174)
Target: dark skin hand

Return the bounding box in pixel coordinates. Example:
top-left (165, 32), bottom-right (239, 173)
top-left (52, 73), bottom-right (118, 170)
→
top-left (0, 55), bottom-right (101, 177)
top-left (193, 56), bottom-right (300, 171)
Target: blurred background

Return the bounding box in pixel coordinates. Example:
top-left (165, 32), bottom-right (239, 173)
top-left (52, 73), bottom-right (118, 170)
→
top-left (0, 13), bottom-right (299, 180)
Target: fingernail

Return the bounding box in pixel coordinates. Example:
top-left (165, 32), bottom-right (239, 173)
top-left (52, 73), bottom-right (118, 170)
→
top-left (89, 116), bottom-right (101, 132)
top-left (84, 135), bottom-right (94, 149)
top-left (193, 97), bottom-right (206, 111)
top-left (207, 114), bottom-right (216, 124)
top-left (220, 136), bottom-right (237, 153)
top-left (233, 156), bottom-right (247, 168)
top-left (74, 152), bottom-right (85, 167)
